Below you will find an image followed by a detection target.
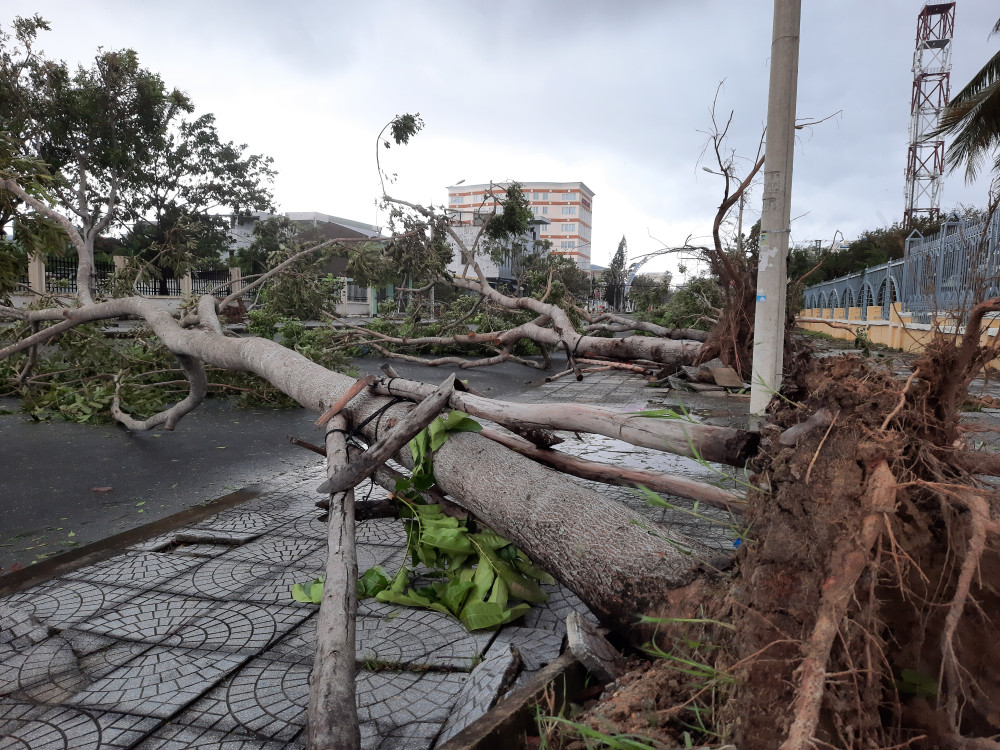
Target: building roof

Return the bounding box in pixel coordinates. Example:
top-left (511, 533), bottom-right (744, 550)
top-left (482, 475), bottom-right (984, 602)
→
top-left (447, 181), bottom-right (595, 197)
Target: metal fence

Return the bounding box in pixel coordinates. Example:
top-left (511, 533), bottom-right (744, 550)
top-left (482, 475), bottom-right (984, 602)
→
top-left (192, 269), bottom-right (231, 297)
top-left (803, 210), bottom-right (1000, 320)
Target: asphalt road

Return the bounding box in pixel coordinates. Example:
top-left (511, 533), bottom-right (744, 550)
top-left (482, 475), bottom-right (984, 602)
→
top-left (0, 357), bottom-right (546, 570)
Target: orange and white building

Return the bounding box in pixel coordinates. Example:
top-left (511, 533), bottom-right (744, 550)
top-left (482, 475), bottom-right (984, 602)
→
top-left (446, 181), bottom-right (594, 268)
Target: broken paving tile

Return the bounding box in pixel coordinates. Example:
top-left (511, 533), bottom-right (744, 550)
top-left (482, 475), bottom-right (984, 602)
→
top-left (0, 580), bottom-right (138, 630)
top-left (521, 583), bottom-right (598, 637)
top-left (356, 670), bottom-right (466, 748)
top-left (356, 600), bottom-right (493, 670)
top-left (65, 646), bottom-right (247, 718)
top-left (437, 643), bottom-right (522, 744)
top-left (489, 625), bottom-right (564, 673)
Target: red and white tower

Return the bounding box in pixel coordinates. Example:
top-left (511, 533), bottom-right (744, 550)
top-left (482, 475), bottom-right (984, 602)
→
top-left (904, 3), bottom-right (956, 227)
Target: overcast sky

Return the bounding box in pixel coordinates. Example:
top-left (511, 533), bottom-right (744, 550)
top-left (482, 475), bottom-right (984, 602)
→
top-left (5, 1), bottom-right (997, 275)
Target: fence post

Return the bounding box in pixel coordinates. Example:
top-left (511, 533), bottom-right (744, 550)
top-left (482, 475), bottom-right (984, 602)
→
top-left (229, 267), bottom-right (243, 296)
top-left (180, 272), bottom-right (193, 296)
top-left (28, 254), bottom-right (45, 294)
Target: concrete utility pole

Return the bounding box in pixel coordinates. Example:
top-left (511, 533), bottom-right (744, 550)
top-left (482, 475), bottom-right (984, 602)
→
top-left (750, 0), bottom-right (801, 415)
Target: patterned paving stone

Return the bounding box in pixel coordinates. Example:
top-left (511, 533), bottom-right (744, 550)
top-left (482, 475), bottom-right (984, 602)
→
top-left (0, 581), bottom-right (137, 630)
top-left (63, 552), bottom-right (201, 589)
top-left (356, 519), bottom-right (406, 547)
top-left (189, 509), bottom-right (287, 537)
top-left (271, 513), bottom-right (326, 543)
top-left (71, 591), bottom-right (212, 645)
top-left (356, 601), bottom-right (493, 670)
top-left (161, 601), bottom-right (312, 654)
top-left (356, 670), bottom-right (466, 749)
top-left (134, 723), bottom-right (295, 749)
top-left (223, 536), bottom-right (325, 565)
top-left (65, 646), bottom-right (247, 718)
top-left (437, 642), bottom-right (521, 745)
top-left (305, 544), bottom-right (404, 581)
top-left (171, 654), bottom-right (310, 741)
top-left (0, 701), bottom-right (158, 749)
top-left (521, 583), bottom-right (598, 637)
top-left (154, 558), bottom-right (314, 606)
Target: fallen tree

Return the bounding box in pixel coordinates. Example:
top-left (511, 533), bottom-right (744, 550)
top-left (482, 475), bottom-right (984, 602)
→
top-left (5, 108), bottom-right (1000, 750)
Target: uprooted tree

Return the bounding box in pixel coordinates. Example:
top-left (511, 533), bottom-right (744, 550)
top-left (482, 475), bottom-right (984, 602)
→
top-left (3, 26), bottom-right (1000, 745)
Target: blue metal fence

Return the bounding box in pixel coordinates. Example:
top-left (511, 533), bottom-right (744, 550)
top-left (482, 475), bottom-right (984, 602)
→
top-left (803, 210), bottom-right (1000, 320)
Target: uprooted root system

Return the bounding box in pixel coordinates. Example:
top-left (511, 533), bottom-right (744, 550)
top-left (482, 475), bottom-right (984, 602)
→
top-left (571, 352), bottom-right (1000, 750)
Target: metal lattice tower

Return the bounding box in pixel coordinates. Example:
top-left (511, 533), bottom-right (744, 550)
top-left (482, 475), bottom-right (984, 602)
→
top-left (904, 3), bottom-right (956, 228)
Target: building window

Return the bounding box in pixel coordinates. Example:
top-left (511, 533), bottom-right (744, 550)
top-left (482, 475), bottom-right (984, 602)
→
top-left (560, 240), bottom-right (576, 249)
top-left (562, 223), bottom-right (576, 232)
top-left (346, 281), bottom-right (368, 302)
top-left (541, 192), bottom-right (548, 200)
top-left (452, 195), bottom-right (464, 204)
top-left (532, 193), bottom-right (540, 200)
top-left (561, 206), bottom-right (576, 215)
top-left (564, 192), bottom-right (574, 200)
top-left (541, 206), bottom-right (548, 215)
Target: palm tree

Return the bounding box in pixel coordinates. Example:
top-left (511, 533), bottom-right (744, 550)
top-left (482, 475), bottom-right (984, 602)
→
top-left (936, 18), bottom-right (1000, 182)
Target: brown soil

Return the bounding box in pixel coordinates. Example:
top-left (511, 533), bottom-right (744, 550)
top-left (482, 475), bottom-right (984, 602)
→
top-left (560, 351), bottom-right (1000, 750)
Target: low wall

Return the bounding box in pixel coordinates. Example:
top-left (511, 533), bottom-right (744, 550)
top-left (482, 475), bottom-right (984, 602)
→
top-left (797, 303), bottom-right (1000, 356)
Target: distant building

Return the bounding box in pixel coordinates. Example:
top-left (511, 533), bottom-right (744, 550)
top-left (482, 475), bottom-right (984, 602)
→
top-left (444, 217), bottom-right (550, 290)
top-left (227, 211), bottom-right (387, 317)
top-left (446, 181), bottom-right (594, 269)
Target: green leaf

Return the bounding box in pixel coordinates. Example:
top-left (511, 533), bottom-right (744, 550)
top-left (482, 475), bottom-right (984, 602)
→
top-left (422, 526), bottom-right (472, 555)
top-left (473, 530), bottom-right (511, 550)
top-left (376, 588), bottom-right (433, 608)
top-left (441, 580), bottom-right (475, 616)
top-left (502, 602), bottom-right (531, 625)
top-left (471, 555), bottom-right (495, 602)
top-left (292, 579), bottom-right (323, 604)
top-left (488, 577), bottom-right (509, 609)
top-left (357, 566), bottom-right (391, 599)
top-left (390, 565), bottom-right (409, 594)
top-left (459, 601), bottom-right (508, 630)
top-left (514, 557), bottom-right (556, 585)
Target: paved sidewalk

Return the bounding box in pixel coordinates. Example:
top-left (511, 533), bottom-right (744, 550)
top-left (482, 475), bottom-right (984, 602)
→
top-left (0, 371), bottom-right (742, 749)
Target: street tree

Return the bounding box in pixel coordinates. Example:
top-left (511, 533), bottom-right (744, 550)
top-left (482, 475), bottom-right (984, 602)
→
top-left (603, 236), bottom-right (628, 311)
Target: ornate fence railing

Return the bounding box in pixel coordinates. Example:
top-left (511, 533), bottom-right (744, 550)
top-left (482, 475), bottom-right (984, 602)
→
top-left (802, 211), bottom-right (1000, 321)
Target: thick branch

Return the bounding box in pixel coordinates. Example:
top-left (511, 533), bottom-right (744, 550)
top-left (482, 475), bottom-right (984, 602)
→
top-left (111, 354), bottom-right (208, 431)
top-left (308, 414), bottom-right (360, 749)
top-left (481, 428), bottom-right (746, 513)
top-left (372, 375), bottom-right (757, 466)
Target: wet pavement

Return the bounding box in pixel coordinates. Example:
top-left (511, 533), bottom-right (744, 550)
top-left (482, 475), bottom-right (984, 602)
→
top-left (0, 367), bottom-right (744, 749)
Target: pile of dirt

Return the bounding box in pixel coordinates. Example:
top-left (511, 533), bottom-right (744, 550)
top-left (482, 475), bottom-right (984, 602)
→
top-left (559, 352), bottom-right (1000, 750)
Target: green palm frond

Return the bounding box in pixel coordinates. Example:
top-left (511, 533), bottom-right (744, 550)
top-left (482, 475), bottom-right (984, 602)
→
top-left (936, 48), bottom-right (1000, 182)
